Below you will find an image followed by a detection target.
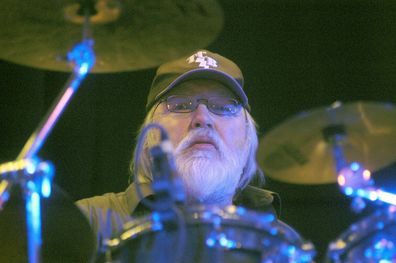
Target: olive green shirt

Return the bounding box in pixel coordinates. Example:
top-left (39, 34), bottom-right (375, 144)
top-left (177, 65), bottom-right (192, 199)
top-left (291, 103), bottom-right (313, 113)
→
top-left (76, 183), bottom-right (277, 248)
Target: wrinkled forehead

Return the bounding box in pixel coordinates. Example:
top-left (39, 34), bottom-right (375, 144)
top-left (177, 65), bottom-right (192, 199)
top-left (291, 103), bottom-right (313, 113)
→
top-left (164, 79), bottom-right (238, 99)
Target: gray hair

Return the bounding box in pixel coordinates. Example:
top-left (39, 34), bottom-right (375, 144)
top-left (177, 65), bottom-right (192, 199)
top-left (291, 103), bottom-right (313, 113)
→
top-left (129, 106), bottom-right (264, 190)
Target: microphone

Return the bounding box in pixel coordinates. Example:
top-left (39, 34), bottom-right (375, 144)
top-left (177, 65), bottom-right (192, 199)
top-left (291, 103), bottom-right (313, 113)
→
top-left (149, 128), bottom-right (185, 209)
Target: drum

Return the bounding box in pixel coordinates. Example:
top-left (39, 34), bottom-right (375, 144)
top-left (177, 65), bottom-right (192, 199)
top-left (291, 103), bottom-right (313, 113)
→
top-left (99, 205), bottom-right (315, 263)
top-left (326, 205), bottom-right (396, 262)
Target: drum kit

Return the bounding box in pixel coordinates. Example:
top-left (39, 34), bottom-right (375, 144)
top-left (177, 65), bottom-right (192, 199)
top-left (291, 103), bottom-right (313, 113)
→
top-left (258, 101), bottom-right (396, 262)
top-left (1, 0), bottom-right (396, 263)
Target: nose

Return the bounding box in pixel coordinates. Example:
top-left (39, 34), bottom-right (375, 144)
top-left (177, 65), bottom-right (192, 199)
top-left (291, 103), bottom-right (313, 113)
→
top-left (190, 104), bottom-right (214, 129)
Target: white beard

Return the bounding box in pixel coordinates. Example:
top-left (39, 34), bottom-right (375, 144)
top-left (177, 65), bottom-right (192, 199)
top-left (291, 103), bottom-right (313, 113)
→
top-left (174, 129), bottom-right (247, 205)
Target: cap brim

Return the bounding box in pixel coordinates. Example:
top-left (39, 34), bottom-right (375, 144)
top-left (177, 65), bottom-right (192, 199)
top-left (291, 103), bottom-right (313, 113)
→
top-left (155, 68), bottom-right (249, 110)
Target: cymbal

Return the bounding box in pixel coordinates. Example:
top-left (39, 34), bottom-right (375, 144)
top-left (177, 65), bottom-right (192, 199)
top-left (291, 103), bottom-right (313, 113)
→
top-left (0, 184), bottom-right (95, 262)
top-left (258, 101), bottom-right (396, 185)
top-left (0, 0), bottom-right (223, 73)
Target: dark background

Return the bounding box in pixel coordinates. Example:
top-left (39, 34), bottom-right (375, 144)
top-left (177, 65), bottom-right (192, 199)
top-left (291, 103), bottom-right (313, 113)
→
top-left (1, 0), bottom-right (396, 261)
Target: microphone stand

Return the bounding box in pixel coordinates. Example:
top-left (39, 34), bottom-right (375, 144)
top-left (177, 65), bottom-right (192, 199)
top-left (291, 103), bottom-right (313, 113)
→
top-left (0, 24), bottom-right (95, 263)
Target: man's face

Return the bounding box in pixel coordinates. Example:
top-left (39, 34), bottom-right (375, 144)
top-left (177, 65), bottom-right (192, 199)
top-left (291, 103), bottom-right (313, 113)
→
top-left (152, 79), bottom-right (247, 155)
top-left (151, 79), bottom-right (249, 204)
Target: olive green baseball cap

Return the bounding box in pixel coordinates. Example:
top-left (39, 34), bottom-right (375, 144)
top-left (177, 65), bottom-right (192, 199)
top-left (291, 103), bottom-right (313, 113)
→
top-left (146, 50), bottom-right (250, 111)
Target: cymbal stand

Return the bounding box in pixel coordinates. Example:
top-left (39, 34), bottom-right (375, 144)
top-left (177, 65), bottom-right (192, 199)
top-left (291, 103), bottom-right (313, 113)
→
top-left (0, 28), bottom-right (95, 263)
top-left (0, 158), bottom-right (54, 262)
top-left (323, 125), bottom-right (396, 209)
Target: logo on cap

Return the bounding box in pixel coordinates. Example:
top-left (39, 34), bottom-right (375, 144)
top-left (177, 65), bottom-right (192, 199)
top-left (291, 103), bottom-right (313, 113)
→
top-left (186, 51), bottom-right (218, 69)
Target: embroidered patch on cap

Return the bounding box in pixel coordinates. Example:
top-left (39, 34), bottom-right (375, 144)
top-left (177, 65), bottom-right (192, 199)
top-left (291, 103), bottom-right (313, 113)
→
top-left (186, 51), bottom-right (218, 69)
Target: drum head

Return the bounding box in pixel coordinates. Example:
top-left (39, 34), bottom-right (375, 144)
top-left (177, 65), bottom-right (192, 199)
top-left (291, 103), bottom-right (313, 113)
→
top-left (99, 205), bottom-right (315, 263)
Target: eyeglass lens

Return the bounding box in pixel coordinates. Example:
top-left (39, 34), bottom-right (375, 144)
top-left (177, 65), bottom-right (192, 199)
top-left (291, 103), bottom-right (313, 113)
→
top-left (165, 96), bottom-right (241, 115)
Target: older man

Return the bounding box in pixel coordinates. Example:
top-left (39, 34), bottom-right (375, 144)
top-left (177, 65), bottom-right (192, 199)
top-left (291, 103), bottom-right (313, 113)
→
top-left (76, 50), bottom-right (276, 247)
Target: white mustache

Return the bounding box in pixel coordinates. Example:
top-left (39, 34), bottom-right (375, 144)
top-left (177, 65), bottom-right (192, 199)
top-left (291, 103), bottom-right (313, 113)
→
top-left (175, 129), bottom-right (223, 154)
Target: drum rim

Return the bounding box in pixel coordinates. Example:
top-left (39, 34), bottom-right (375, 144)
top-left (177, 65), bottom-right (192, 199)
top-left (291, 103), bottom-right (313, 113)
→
top-left (327, 206), bottom-right (396, 260)
top-left (104, 204), bottom-right (315, 256)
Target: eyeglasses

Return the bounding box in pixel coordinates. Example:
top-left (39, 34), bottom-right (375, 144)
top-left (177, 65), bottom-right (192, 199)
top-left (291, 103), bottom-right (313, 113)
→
top-left (160, 95), bottom-right (242, 116)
